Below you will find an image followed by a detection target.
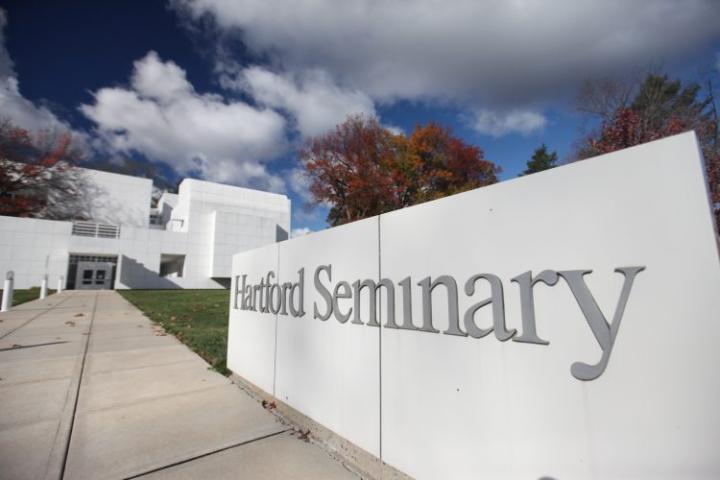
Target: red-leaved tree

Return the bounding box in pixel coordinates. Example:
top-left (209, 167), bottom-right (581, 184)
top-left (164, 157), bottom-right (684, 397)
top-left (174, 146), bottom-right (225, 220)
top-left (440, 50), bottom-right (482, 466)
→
top-left (0, 119), bottom-right (88, 219)
top-left (577, 74), bottom-right (720, 229)
top-left (302, 115), bottom-right (499, 226)
top-left (587, 107), bottom-right (687, 154)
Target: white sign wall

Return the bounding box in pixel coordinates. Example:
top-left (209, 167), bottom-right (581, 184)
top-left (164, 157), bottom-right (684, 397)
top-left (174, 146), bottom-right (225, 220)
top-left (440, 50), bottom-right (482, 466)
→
top-left (275, 220), bottom-right (381, 456)
top-left (228, 132), bottom-right (720, 479)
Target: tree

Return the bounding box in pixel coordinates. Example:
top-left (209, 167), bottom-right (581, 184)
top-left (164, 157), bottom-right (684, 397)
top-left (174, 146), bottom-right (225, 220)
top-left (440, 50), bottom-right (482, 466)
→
top-left (0, 119), bottom-right (89, 220)
top-left (302, 115), bottom-right (499, 226)
top-left (520, 144), bottom-right (558, 176)
top-left (585, 106), bottom-right (688, 155)
top-left (576, 73), bottom-right (719, 227)
top-left (302, 115), bottom-right (402, 226)
top-left (402, 122), bottom-right (499, 203)
top-left (575, 74), bottom-right (641, 122)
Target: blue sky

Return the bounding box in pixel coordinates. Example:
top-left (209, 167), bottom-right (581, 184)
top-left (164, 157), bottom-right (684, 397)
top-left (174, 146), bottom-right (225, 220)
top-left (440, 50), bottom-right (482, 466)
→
top-left (1, 0), bottom-right (719, 235)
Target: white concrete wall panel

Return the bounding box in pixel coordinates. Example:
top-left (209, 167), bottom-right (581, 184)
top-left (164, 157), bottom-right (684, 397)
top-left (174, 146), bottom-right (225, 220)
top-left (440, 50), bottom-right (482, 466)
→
top-left (227, 244), bottom-right (280, 394)
top-left (275, 219), bottom-right (381, 457)
top-left (379, 133), bottom-right (720, 479)
top-left (0, 216), bottom-right (71, 288)
top-left (82, 168), bottom-right (153, 227)
top-left (210, 211), bottom-right (286, 278)
top-left (228, 132), bottom-right (720, 479)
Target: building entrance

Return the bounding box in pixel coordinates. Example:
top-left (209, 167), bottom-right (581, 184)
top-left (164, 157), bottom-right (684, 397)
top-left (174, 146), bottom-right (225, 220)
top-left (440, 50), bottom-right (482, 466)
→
top-left (75, 261), bottom-right (114, 290)
top-left (67, 254), bottom-right (118, 290)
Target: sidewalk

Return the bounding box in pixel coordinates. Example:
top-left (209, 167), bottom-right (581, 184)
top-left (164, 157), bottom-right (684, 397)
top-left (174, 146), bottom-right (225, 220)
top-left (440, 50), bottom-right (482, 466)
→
top-left (0, 290), bottom-right (358, 480)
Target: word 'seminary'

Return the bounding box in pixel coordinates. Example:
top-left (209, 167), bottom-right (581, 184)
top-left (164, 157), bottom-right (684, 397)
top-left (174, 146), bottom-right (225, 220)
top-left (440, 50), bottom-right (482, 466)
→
top-left (233, 265), bottom-right (645, 381)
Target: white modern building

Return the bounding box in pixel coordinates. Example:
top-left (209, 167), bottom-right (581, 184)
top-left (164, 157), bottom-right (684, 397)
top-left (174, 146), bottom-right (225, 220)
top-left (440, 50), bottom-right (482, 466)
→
top-left (0, 168), bottom-right (291, 290)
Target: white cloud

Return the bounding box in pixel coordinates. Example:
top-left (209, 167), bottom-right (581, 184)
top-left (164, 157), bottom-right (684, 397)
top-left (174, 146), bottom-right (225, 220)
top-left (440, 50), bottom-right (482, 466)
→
top-left (131, 51), bottom-right (194, 101)
top-left (286, 165), bottom-right (332, 230)
top-left (227, 66), bottom-right (375, 137)
top-left (384, 124), bottom-right (404, 136)
top-left (175, 0), bottom-right (720, 110)
top-left (0, 9), bottom-right (77, 136)
top-left (80, 51), bottom-right (288, 190)
top-left (471, 109), bottom-right (547, 137)
top-left (291, 227), bottom-right (312, 238)
top-left (0, 77), bottom-right (68, 134)
top-left (287, 166), bottom-right (313, 203)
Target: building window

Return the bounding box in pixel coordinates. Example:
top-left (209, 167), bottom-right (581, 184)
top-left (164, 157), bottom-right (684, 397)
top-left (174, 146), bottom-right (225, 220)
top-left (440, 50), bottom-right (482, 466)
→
top-left (159, 254), bottom-right (185, 278)
top-left (149, 213), bottom-right (164, 226)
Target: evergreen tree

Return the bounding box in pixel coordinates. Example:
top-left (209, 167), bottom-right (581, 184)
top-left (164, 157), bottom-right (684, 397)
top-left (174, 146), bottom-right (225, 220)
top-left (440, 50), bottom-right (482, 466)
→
top-left (521, 144), bottom-right (558, 176)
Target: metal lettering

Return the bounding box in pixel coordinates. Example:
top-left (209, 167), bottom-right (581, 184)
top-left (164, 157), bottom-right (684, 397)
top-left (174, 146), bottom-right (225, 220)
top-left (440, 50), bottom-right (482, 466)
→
top-left (558, 267), bottom-right (645, 381)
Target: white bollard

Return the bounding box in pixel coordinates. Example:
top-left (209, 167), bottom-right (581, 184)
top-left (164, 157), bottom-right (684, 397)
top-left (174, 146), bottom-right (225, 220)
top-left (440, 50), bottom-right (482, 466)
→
top-left (57, 276), bottom-right (64, 293)
top-left (40, 275), bottom-right (48, 299)
top-left (1, 271), bottom-right (14, 312)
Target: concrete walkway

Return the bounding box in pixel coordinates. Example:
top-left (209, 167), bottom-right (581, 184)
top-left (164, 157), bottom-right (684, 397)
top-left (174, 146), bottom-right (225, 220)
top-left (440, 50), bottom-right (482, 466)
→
top-left (0, 291), bottom-right (359, 480)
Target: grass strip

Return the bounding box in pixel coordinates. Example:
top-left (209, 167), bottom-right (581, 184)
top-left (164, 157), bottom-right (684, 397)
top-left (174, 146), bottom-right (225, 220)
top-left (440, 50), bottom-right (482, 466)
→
top-left (0, 287), bottom-right (58, 306)
top-left (118, 289), bottom-right (231, 375)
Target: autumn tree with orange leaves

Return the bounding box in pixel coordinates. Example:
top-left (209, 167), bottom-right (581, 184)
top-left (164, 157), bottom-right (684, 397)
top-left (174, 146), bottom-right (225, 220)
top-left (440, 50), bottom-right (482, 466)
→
top-left (302, 115), bottom-right (499, 226)
top-left (0, 119), bottom-right (89, 220)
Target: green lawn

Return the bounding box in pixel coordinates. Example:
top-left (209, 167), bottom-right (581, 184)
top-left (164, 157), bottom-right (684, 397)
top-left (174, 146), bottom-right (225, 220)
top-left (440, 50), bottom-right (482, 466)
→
top-left (0, 287), bottom-right (57, 306)
top-left (118, 289), bottom-right (231, 375)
